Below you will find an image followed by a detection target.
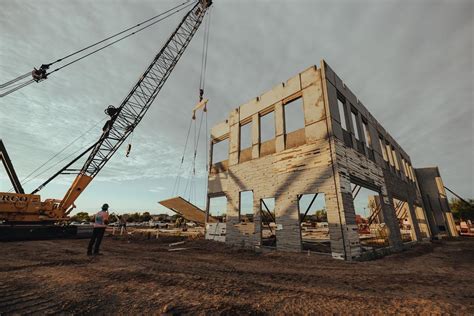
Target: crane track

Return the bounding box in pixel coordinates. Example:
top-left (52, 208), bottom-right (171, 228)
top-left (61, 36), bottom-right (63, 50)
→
top-left (0, 283), bottom-right (63, 315)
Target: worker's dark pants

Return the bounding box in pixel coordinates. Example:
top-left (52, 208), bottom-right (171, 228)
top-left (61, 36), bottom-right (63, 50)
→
top-left (88, 227), bottom-right (106, 254)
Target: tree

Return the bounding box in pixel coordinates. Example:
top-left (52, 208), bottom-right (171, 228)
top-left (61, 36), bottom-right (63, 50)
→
top-left (126, 212), bottom-right (141, 222)
top-left (71, 212), bottom-right (90, 222)
top-left (141, 212), bottom-right (152, 222)
top-left (450, 198), bottom-right (474, 221)
top-left (315, 209), bottom-right (327, 222)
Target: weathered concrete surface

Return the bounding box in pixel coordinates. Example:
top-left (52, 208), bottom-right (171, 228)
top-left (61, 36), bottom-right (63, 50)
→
top-left (207, 60), bottom-right (453, 260)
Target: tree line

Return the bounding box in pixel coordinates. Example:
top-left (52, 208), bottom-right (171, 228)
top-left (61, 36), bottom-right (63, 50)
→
top-left (70, 212), bottom-right (180, 223)
top-left (450, 198), bottom-right (474, 221)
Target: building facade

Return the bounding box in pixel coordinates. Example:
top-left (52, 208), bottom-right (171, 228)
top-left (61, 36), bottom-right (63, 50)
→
top-left (206, 60), bottom-right (456, 260)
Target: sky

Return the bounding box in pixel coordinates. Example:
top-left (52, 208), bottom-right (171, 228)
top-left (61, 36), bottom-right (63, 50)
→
top-left (0, 0), bottom-right (472, 215)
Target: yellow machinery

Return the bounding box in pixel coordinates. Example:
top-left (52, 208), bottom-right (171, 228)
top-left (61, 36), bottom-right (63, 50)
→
top-left (0, 0), bottom-right (213, 231)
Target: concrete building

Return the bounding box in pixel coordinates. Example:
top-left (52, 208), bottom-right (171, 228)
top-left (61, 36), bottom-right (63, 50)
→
top-left (415, 167), bottom-right (458, 238)
top-left (206, 60), bottom-right (456, 260)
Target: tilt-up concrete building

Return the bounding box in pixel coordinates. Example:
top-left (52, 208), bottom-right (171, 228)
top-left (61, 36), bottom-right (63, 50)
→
top-left (205, 60), bottom-right (457, 260)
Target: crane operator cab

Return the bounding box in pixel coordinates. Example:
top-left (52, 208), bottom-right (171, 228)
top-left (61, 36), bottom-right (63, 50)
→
top-left (31, 64), bottom-right (49, 82)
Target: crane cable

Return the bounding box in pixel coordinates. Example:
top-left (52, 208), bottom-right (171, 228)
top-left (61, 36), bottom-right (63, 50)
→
top-left (8, 118), bottom-right (106, 192)
top-left (184, 109), bottom-right (205, 202)
top-left (171, 7), bottom-right (212, 202)
top-left (0, 0), bottom-right (196, 98)
top-left (172, 117), bottom-right (194, 196)
top-left (184, 7), bottom-right (212, 203)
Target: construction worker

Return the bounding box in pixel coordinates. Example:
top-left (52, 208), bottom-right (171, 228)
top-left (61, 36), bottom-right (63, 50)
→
top-left (87, 203), bottom-right (110, 256)
top-left (119, 215), bottom-right (128, 236)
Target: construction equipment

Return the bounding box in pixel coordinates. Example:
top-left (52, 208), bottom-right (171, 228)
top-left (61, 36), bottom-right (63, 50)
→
top-left (0, 0), bottom-right (213, 235)
top-left (0, 140), bottom-right (24, 195)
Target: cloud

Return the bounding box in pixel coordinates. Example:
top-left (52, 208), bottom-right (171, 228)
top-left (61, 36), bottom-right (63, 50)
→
top-left (148, 186), bottom-right (166, 193)
top-left (0, 0), bottom-right (472, 209)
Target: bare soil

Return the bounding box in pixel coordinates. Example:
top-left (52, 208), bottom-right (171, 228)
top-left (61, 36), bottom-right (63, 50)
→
top-left (0, 235), bottom-right (473, 315)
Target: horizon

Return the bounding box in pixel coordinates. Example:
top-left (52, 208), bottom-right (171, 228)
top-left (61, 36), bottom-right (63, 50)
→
top-left (1, 0), bottom-right (472, 215)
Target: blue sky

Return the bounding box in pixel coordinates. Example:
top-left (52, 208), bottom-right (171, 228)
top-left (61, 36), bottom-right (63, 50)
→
top-left (0, 0), bottom-right (472, 215)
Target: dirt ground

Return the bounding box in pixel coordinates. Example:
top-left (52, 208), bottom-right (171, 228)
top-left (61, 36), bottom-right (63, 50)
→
top-left (0, 235), bottom-right (473, 315)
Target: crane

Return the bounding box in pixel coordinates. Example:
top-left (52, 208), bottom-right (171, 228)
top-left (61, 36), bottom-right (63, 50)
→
top-left (0, 0), bottom-right (213, 226)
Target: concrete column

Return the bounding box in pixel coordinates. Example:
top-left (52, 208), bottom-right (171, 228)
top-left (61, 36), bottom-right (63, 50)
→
top-left (407, 200), bottom-right (422, 241)
top-left (326, 169), bottom-right (361, 260)
top-left (275, 193), bottom-right (301, 252)
top-left (380, 190), bottom-right (403, 250)
top-left (251, 113), bottom-right (260, 159)
top-left (253, 193), bottom-right (262, 248)
top-left (225, 190), bottom-right (240, 245)
top-left (274, 101), bottom-right (285, 152)
top-left (225, 190), bottom-right (257, 248)
top-left (228, 109), bottom-right (240, 166)
top-left (325, 191), bottom-right (346, 259)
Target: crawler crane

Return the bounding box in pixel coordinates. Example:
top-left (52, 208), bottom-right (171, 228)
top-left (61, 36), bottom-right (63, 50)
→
top-left (0, 0), bottom-right (212, 239)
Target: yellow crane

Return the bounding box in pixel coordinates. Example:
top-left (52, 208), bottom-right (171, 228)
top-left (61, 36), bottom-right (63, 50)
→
top-left (0, 0), bottom-right (213, 236)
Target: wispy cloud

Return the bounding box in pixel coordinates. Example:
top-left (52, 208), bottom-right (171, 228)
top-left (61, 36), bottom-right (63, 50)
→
top-left (1, 0), bottom-right (472, 210)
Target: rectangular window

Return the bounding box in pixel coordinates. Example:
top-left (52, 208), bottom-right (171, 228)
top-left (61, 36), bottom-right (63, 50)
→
top-left (260, 197), bottom-right (276, 248)
top-left (393, 197), bottom-right (416, 242)
top-left (350, 110), bottom-right (360, 140)
top-left (260, 111), bottom-right (275, 142)
top-left (350, 184), bottom-right (389, 248)
top-left (239, 191), bottom-right (254, 222)
top-left (401, 158), bottom-right (408, 177)
top-left (409, 165), bottom-right (415, 182)
top-left (405, 161), bottom-right (412, 180)
top-left (298, 193), bottom-right (330, 253)
top-left (337, 97), bottom-right (347, 130)
top-left (212, 138), bottom-right (229, 164)
top-left (240, 122), bottom-right (252, 150)
top-left (386, 143), bottom-right (394, 167)
top-left (379, 137), bottom-right (388, 161)
top-left (284, 97), bottom-right (305, 134)
top-left (392, 147), bottom-right (400, 171)
top-left (362, 120), bottom-right (372, 147)
top-left (208, 196), bottom-right (228, 222)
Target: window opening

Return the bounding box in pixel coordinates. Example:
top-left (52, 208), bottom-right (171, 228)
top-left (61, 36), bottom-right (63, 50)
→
top-left (298, 193), bottom-right (330, 253)
top-left (393, 197), bottom-right (416, 242)
top-left (284, 97), bottom-right (305, 134)
top-left (212, 138), bottom-right (228, 164)
top-left (337, 96), bottom-right (347, 130)
top-left (260, 197), bottom-right (276, 248)
top-left (351, 183), bottom-right (389, 249)
top-left (260, 111), bottom-right (275, 142)
top-left (239, 191), bottom-right (254, 222)
top-left (208, 196), bottom-right (227, 223)
top-left (240, 122), bottom-right (252, 150)
top-left (351, 111), bottom-right (360, 140)
top-left (379, 137), bottom-right (388, 161)
top-left (362, 120), bottom-right (372, 147)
